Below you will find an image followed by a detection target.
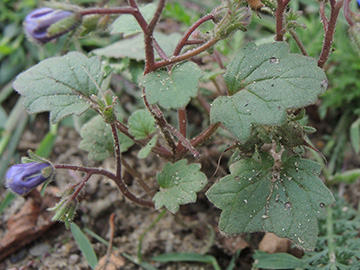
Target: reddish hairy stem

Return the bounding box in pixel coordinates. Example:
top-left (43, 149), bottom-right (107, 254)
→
top-left (178, 109), bottom-right (187, 136)
top-left (152, 106), bottom-right (200, 158)
top-left (318, 0), bottom-right (344, 68)
top-left (122, 158), bottom-right (153, 195)
top-left (289, 29), bottom-right (309, 56)
top-left (115, 120), bottom-right (172, 158)
top-left (176, 109), bottom-right (187, 153)
top-left (343, 0), bottom-right (354, 26)
top-left (189, 123), bottom-right (221, 148)
top-left (177, 123), bottom-right (221, 157)
top-left (79, 7), bottom-right (136, 16)
top-left (54, 165), bottom-right (154, 208)
top-left (144, 0), bottom-right (166, 73)
top-left (173, 13), bottom-right (215, 56)
top-left (155, 37), bottom-right (220, 69)
top-left (275, 0), bottom-right (290, 41)
top-left (111, 124), bottom-right (122, 178)
top-left (141, 88), bottom-right (177, 155)
top-left (71, 173), bottom-right (92, 200)
top-left (103, 213), bottom-right (116, 270)
top-left (319, 1), bottom-right (329, 31)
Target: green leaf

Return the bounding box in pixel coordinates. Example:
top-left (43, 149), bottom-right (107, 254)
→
top-left (141, 62), bottom-right (202, 109)
top-left (331, 169), bottom-right (360, 184)
top-left (206, 153), bottom-right (334, 250)
top-left (350, 118), bottom-right (360, 154)
top-left (79, 115), bottom-right (134, 161)
top-left (138, 135), bottom-right (158, 159)
top-left (253, 251), bottom-right (308, 269)
top-left (128, 109), bottom-right (156, 140)
top-left (153, 160), bottom-right (207, 213)
top-left (211, 42), bottom-right (327, 142)
top-left (93, 32), bottom-right (181, 61)
top-left (0, 106), bottom-right (7, 129)
top-left (70, 223), bottom-right (98, 269)
top-left (13, 52), bottom-right (103, 123)
top-left (110, 3), bottom-right (157, 37)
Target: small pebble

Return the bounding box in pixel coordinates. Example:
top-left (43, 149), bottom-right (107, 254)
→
top-left (29, 243), bottom-right (51, 257)
top-left (68, 254), bottom-right (80, 265)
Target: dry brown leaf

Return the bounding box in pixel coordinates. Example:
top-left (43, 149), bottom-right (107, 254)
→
top-left (0, 188), bottom-right (58, 261)
top-left (95, 251), bottom-right (125, 270)
top-left (259, 232), bottom-right (291, 253)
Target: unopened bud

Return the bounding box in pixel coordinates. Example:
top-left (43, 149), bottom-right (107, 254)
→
top-left (24, 7), bottom-right (82, 44)
top-left (6, 162), bottom-right (54, 195)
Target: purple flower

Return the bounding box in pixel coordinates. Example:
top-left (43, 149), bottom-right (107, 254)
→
top-left (6, 162), bottom-right (53, 195)
top-left (24, 7), bottom-right (79, 44)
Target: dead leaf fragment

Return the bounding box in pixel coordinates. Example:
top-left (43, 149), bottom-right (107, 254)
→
top-left (259, 233), bottom-right (291, 253)
top-left (0, 189), bottom-right (58, 261)
top-left (95, 251), bottom-right (125, 270)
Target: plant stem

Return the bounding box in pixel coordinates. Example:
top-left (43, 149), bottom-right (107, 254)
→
top-left (151, 107), bottom-right (199, 159)
top-left (79, 7), bottom-right (136, 16)
top-left (189, 123), bottom-right (221, 149)
top-left (54, 164), bottom-right (154, 208)
top-left (154, 37), bottom-right (220, 69)
top-left (111, 124), bottom-right (122, 179)
top-left (176, 109), bottom-right (187, 152)
top-left (103, 213), bottom-right (116, 270)
top-left (326, 206), bottom-right (337, 270)
top-left (289, 29), bottom-right (308, 56)
top-left (318, 0), bottom-right (344, 68)
top-left (343, 0), bottom-right (354, 26)
top-left (177, 123), bottom-right (221, 157)
top-left (275, 0), bottom-right (290, 41)
top-left (115, 120), bottom-right (172, 158)
top-left (144, 0), bottom-right (166, 73)
top-left (122, 158), bottom-right (153, 195)
top-left (137, 209), bottom-right (166, 262)
top-left (319, 1), bottom-right (329, 31)
top-left (71, 173), bottom-right (92, 200)
top-left (173, 13), bottom-right (215, 56)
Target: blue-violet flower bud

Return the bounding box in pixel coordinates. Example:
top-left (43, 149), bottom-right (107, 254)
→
top-left (24, 7), bottom-right (80, 44)
top-left (6, 162), bottom-right (53, 195)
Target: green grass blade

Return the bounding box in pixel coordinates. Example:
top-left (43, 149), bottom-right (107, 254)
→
top-left (350, 118), bottom-right (360, 154)
top-left (35, 123), bottom-right (58, 158)
top-left (253, 251), bottom-right (308, 269)
top-left (151, 252), bottom-right (221, 270)
top-left (122, 252), bottom-right (159, 270)
top-left (70, 223), bottom-right (98, 269)
top-left (0, 192), bottom-right (16, 215)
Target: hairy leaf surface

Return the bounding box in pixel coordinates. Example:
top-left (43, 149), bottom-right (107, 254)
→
top-left (206, 153), bottom-right (334, 250)
top-left (13, 52), bottom-right (102, 123)
top-left (141, 62), bottom-right (202, 109)
top-left (153, 160), bottom-right (207, 213)
top-left (128, 109), bottom-right (156, 140)
top-left (211, 42), bottom-right (327, 142)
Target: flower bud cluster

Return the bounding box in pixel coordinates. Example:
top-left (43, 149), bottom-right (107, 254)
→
top-left (49, 187), bottom-right (79, 228)
top-left (214, 5), bottom-right (252, 39)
